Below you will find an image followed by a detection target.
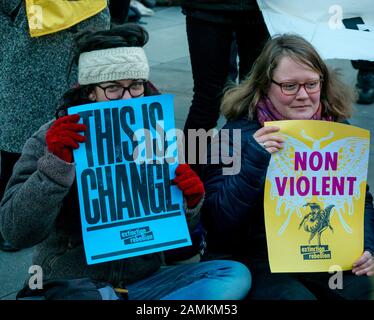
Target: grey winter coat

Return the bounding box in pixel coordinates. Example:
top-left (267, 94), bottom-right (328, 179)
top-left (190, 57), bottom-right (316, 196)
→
top-left (0, 0), bottom-right (110, 152)
top-left (0, 120), bottom-right (203, 286)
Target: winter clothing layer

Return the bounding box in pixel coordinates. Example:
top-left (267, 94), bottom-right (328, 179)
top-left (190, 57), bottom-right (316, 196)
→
top-left (0, 1), bottom-right (110, 152)
top-left (0, 120), bottom-right (202, 286)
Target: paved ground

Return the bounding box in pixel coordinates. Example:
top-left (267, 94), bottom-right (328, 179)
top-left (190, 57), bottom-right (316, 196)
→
top-left (1, 6), bottom-right (374, 300)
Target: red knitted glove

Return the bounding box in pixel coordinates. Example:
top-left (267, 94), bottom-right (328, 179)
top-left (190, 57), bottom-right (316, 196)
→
top-left (46, 114), bottom-right (86, 163)
top-left (173, 164), bottom-right (205, 208)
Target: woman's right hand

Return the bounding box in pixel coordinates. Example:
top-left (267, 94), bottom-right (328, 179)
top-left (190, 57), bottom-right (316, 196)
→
top-left (253, 126), bottom-right (284, 154)
top-left (46, 114), bottom-right (86, 163)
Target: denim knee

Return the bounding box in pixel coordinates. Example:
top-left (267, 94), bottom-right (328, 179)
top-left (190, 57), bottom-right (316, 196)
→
top-left (213, 260), bottom-right (252, 300)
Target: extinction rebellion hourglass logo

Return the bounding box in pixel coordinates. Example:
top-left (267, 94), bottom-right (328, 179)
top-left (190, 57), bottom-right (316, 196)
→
top-left (299, 202), bottom-right (335, 260)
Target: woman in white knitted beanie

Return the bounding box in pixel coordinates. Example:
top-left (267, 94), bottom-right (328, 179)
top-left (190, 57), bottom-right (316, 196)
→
top-left (55, 23), bottom-right (155, 117)
top-left (0, 24), bottom-right (251, 300)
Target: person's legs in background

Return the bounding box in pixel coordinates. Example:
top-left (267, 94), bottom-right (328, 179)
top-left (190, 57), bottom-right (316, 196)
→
top-left (184, 17), bottom-right (233, 133)
top-left (227, 34), bottom-right (238, 83)
top-left (126, 260), bottom-right (251, 300)
top-left (140, 0), bottom-right (157, 9)
top-left (183, 17), bottom-right (233, 175)
top-left (351, 60), bottom-right (374, 105)
top-left (0, 150), bottom-right (21, 251)
top-left (235, 10), bottom-right (269, 82)
top-left (109, 0), bottom-right (131, 26)
top-left (183, 12), bottom-right (269, 176)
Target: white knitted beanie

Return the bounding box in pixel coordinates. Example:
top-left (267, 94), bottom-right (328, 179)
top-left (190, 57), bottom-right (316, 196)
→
top-left (78, 47), bottom-right (149, 85)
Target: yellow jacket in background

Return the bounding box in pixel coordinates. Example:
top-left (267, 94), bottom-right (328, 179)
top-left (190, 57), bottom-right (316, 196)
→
top-left (25, 0), bottom-right (107, 37)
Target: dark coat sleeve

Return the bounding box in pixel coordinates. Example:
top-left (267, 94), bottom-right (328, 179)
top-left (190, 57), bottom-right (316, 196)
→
top-left (364, 185), bottom-right (374, 254)
top-left (341, 119), bottom-right (374, 254)
top-left (201, 121), bottom-right (270, 237)
top-left (0, 122), bottom-right (76, 248)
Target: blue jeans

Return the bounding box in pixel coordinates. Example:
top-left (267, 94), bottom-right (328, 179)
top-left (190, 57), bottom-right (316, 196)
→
top-left (18, 260), bottom-right (250, 300)
top-left (126, 260), bottom-right (251, 300)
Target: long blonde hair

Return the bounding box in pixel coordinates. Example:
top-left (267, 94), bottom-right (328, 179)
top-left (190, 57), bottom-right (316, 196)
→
top-left (221, 34), bottom-right (353, 121)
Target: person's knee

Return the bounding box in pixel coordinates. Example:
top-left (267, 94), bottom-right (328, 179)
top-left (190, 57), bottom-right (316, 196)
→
top-left (228, 261), bottom-right (251, 287)
top-left (216, 260), bottom-right (252, 299)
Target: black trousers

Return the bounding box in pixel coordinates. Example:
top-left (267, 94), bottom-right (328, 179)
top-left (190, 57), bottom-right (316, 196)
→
top-left (352, 60), bottom-right (374, 72)
top-left (246, 260), bottom-right (373, 300)
top-left (183, 12), bottom-right (268, 174)
top-left (183, 12), bottom-right (269, 134)
top-left (109, 0), bottom-right (130, 24)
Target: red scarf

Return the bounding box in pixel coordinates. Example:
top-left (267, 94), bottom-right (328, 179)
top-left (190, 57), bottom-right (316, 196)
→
top-left (256, 96), bottom-right (334, 126)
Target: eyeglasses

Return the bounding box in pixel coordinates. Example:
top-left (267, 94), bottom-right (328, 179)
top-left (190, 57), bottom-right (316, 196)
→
top-left (97, 80), bottom-right (146, 100)
top-left (271, 78), bottom-right (323, 96)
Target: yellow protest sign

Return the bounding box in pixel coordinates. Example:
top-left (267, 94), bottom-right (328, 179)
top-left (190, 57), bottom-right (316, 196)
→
top-left (25, 0), bottom-right (107, 37)
top-left (264, 120), bottom-right (370, 272)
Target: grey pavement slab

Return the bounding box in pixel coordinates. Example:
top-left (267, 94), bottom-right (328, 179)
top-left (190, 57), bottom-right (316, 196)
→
top-left (0, 248), bottom-right (33, 299)
top-left (1, 6), bottom-right (374, 299)
top-left (150, 64), bottom-right (193, 94)
top-left (144, 7), bottom-right (188, 66)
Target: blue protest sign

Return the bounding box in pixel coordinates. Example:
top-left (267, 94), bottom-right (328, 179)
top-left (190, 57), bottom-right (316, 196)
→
top-left (68, 94), bottom-right (191, 264)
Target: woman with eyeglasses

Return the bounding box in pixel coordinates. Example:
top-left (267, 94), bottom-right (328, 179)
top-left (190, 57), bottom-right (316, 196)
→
top-left (0, 24), bottom-right (251, 300)
top-left (201, 34), bottom-right (374, 300)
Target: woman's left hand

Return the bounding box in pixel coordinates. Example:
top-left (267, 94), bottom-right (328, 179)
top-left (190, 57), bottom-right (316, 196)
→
top-left (253, 126), bottom-right (284, 154)
top-left (173, 164), bottom-right (204, 209)
top-left (352, 251), bottom-right (374, 276)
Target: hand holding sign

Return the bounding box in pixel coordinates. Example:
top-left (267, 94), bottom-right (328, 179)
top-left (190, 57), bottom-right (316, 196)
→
top-left (173, 164), bottom-right (205, 209)
top-left (253, 126), bottom-right (285, 154)
top-left (46, 114), bottom-right (87, 163)
top-left (352, 251), bottom-right (374, 276)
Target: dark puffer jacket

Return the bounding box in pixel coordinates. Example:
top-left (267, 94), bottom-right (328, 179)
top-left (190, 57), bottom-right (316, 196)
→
top-left (201, 117), bottom-right (374, 260)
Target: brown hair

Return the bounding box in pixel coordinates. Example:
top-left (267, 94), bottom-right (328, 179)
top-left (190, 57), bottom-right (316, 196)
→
top-left (221, 34), bottom-right (353, 121)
